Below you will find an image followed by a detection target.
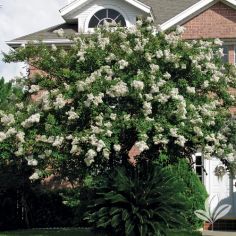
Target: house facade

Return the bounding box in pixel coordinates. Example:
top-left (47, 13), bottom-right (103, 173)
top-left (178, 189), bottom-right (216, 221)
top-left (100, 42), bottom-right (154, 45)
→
top-left (7, 0), bottom-right (236, 229)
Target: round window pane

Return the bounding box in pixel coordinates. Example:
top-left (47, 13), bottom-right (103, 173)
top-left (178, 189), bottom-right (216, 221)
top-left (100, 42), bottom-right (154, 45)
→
top-left (89, 9), bottom-right (126, 28)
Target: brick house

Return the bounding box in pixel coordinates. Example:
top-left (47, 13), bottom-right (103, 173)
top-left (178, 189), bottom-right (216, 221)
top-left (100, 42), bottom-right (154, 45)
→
top-left (6, 0), bottom-right (236, 230)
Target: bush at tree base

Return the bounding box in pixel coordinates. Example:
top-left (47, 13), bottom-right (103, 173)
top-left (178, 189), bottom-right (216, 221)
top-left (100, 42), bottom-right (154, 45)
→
top-left (84, 163), bottom-right (191, 236)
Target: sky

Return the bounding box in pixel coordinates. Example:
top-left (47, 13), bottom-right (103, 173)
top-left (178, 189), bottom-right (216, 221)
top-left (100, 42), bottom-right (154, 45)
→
top-left (0, 0), bottom-right (68, 81)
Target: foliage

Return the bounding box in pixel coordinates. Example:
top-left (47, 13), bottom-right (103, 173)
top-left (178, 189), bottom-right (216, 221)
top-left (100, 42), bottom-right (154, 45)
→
top-left (2, 20), bottom-right (236, 181)
top-left (167, 160), bottom-right (208, 229)
top-left (84, 164), bottom-right (190, 236)
top-left (0, 158), bottom-right (74, 230)
top-left (0, 77), bottom-right (23, 111)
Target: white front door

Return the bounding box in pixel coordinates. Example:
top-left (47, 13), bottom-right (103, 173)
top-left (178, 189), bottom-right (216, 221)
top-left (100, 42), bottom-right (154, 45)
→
top-left (205, 157), bottom-right (236, 218)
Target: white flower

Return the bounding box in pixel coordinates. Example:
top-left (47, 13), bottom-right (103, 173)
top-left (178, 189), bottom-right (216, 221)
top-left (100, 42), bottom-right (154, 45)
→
top-left (106, 130), bottom-right (113, 137)
top-left (118, 60), bottom-right (129, 70)
top-left (131, 80), bottom-right (144, 91)
top-left (163, 72), bottom-right (171, 80)
top-left (176, 25), bottom-right (185, 35)
top-left (103, 149), bottom-right (110, 160)
top-left (1, 114), bottom-right (15, 126)
top-left (29, 172), bottom-right (40, 180)
top-left (193, 127), bottom-right (203, 137)
top-left (96, 140), bottom-right (106, 152)
top-left (26, 156), bottom-right (38, 166)
top-left (66, 108), bottom-right (79, 120)
top-left (76, 81), bottom-right (86, 92)
top-left (29, 85), bottom-right (40, 93)
top-left (107, 81), bottom-right (129, 97)
top-left (51, 44), bottom-right (57, 51)
top-left (143, 101), bottom-right (152, 115)
top-left (175, 135), bottom-right (187, 147)
top-left (16, 131), bottom-right (25, 143)
top-left (150, 64), bottom-right (159, 74)
top-left (136, 20), bottom-right (143, 27)
top-left (16, 103), bottom-right (24, 110)
top-left (21, 113), bottom-right (40, 128)
top-left (187, 86), bottom-right (196, 94)
top-left (6, 128), bottom-right (17, 137)
top-left (45, 149), bottom-right (52, 157)
top-left (84, 93), bottom-right (104, 107)
top-left (70, 145), bottom-right (81, 155)
top-left (110, 113), bottom-right (117, 121)
top-left (135, 141), bottom-right (149, 153)
top-left (84, 149), bottom-right (97, 166)
top-left (15, 146), bottom-right (24, 156)
top-left (0, 132), bottom-right (7, 142)
top-left (54, 94), bottom-right (66, 109)
top-left (225, 153), bottom-right (235, 163)
top-left (170, 128), bottom-right (178, 137)
top-left (52, 136), bottom-right (64, 147)
top-left (156, 50), bottom-right (163, 58)
top-left (114, 144), bottom-right (121, 152)
top-left (214, 38), bottom-right (223, 46)
top-left (146, 16), bottom-right (153, 23)
top-left (53, 28), bottom-right (64, 37)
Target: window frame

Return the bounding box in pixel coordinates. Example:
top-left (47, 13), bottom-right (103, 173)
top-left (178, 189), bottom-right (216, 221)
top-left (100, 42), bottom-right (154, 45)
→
top-left (193, 153), bottom-right (205, 184)
top-left (88, 8), bottom-right (126, 29)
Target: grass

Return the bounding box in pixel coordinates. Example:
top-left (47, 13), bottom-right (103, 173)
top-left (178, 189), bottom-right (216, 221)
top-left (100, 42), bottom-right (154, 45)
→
top-left (0, 228), bottom-right (202, 236)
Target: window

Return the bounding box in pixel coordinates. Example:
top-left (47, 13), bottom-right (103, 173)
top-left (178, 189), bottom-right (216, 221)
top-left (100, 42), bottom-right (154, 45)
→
top-left (222, 45), bottom-right (229, 63)
top-left (194, 153), bottom-right (204, 183)
top-left (89, 9), bottom-right (126, 28)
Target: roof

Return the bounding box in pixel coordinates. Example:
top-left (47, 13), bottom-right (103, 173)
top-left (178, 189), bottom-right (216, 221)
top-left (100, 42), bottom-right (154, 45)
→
top-left (141, 0), bottom-right (199, 24)
top-left (6, 23), bottom-right (78, 48)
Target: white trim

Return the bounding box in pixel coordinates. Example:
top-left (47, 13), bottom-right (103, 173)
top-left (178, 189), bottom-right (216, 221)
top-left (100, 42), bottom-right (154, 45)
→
top-left (60, 0), bottom-right (151, 19)
top-left (84, 4), bottom-right (131, 32)
top-left (160, 0), bottom-right (236, 31)
top-left (124, 0), bottom-right (151, 13)
top-left (6, 39), bottom-right (72, 48)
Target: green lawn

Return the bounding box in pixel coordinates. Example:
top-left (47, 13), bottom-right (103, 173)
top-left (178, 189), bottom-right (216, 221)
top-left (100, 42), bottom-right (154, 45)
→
top-left (0, 228), bottom-right (202, 236)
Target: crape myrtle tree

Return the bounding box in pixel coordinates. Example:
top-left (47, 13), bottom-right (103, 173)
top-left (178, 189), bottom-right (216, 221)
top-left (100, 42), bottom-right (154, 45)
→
top-left (2, 19), bottom-right (236, 183)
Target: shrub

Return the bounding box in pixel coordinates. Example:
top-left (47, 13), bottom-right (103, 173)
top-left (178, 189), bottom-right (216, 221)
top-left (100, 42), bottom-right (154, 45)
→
top-left (166, 160), bottom-right (208, 230)
top-left (84, 164), bottom-right (190, 236)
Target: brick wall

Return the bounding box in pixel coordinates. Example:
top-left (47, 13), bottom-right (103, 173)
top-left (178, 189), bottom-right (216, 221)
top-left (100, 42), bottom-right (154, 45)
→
top-left (182, 2), bottom-right (236, 40)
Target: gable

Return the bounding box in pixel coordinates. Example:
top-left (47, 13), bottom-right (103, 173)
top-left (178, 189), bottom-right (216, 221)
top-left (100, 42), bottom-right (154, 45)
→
top-left (60, 0), bottom-right (152, 20)
top-left (65, 0), bottom-right (148, 32)
top-left (160, 0), bottom-right (236, 30)
top-left (182, 1), bottom-right (236, 39)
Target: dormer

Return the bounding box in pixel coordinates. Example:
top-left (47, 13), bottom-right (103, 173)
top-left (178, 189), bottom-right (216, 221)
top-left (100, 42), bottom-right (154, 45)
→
top-left (60, 0), bottom-right (152, 33)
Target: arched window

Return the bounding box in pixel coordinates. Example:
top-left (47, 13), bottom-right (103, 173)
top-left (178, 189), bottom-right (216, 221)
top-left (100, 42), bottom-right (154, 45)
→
top-left (89, 9), bottom-right (126, 28)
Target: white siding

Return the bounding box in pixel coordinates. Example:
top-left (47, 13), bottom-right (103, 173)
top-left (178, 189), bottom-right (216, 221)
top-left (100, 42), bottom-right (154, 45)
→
top-left (66, 0), bottom-right (147, 33)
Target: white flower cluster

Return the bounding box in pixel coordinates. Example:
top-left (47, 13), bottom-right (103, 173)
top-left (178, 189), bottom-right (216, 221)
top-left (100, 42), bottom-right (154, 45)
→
top-left (170, 128), bottom-right (187, 147)
top-left (131, 80), bottom-right (144, 91)
top-left (66, 108), bottom-right (79, 120)
top-left (84, 93), bottom-right (104, 107)
top-left (107, 81), bottom-right (129, 97)
top-left (29, 85), bottom-right (40, 93)
top-left (118, 60), bottom-right (129, 69)
top-left (134, 141), bottom-right (149, 153)
top-left (26, 155), bottom-right (38, 166)
top-left (53, 94), bottom-right (66, 109)
top-left (84, 149), bottom-right (97, 167)
top-left (1, 114), bottom-right (15, 126)
top-left (52, 136), bottom-right (64, 148)
top-left (21, 113), bottom-right (40, 128)
top-left (53, 28), bottom-right (64, 37)
top-left (36, 135), bottom-right (64, 148)
top-left (29, 171), bottom-right (40, 181)
top-left (16, 131), bottom-right (25, 143)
